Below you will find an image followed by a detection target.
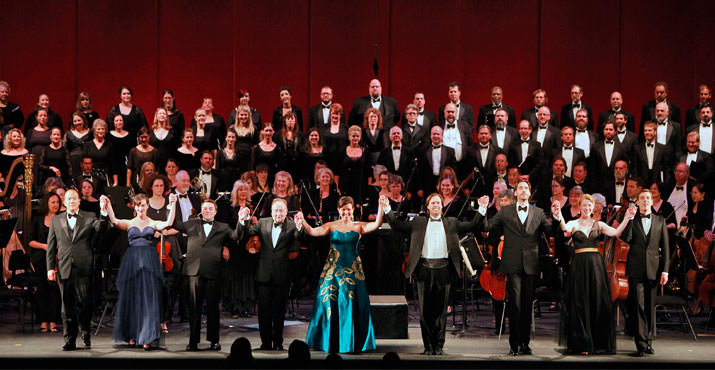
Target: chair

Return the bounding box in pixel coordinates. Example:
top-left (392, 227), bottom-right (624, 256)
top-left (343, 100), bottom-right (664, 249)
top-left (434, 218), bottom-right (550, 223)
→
top-left (654, 294), bottom-right (697, 341)
top-left (6, 250), bottom-right (39, 333)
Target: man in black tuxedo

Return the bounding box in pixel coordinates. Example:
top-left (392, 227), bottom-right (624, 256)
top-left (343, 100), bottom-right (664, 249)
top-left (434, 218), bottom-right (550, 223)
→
top-left (47, 189), bottom-right (108, 350)
top-left (477, 86), bottom-right (517, 128)
top-left (650, 102), bottom-right (682, 157)
top-left (401, 92), bottom-right (437, 129)
top-left (597, 91), bottom-right (636, 134)
top-left (174, 199), bottom-right (238, 351)
top-left (614, 112), bottom-right (638, 159)
top-left (308, 86), bottom-right (342, 129)
top-left (74, 155), bottom-right (106, 197)
top-left (438, 81), bottom-right (475, 126)
top-left (172, 170), bottom-right (202, 321)
top-left (664, 163), bottom-right (694, 226)
top-left (532, 106), bottom-right (562, 167)
top-left (603, 160), bottom-right (629, 206)
top-left (485, 180), bottom-right (556, 356)
top-left (553, 126), bottom-right (586, 178)
top-left (382, 193), bottom-right (489, 355)
top-left (632, 122), bottom-right (672, 185)
top-left (491, 108), bottom-right (519, 152)
top-left (571, 161), bottom-right (593, 194)
top-left (640, 81), bottom-right (682, 126)
top-left (681, 131), bottom-right (713, 185)
top-left (237, 198), bottom-right (302, 351)
top-left (402, 103), bottom-right (430, 153)
top-left (438, 102), bottom-right (473, 179)
top-left (685, 84), bottom-right (711, 128)
top-left (420, 126), bottom-right (456, 195)
top-left (620, 190), bottom-right (670, 356)
top-left (377, 126), bottom-right (414, 186)
top-left (509, 120), bottom-right (541, 178)
top-left (686, 105), bottom-right (714, 155)
top-left (521, 89), bottom-right (558, 128)
top-left (348, 79), bottom-right (400, 129)
top-left (573, 109), bottom-right (598, 159)
top-left (189, 150), bottom-right (219, 199)
top-left (591, 121), bottom-right (630, 182)
top-left (560, 85), bottom-right (593, 129)
top-left (472, 125), bottom-right (502, 187)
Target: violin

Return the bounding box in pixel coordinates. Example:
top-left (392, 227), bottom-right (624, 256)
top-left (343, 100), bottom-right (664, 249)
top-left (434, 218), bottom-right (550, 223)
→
top-left (479, 240), bottom-right (506, 301)
top-left (156, 233), bottom-right (173, 272)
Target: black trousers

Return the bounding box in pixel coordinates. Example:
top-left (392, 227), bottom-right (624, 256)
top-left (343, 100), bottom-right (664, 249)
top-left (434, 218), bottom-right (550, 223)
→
top-left (415, 260), bottom-right (451, 352)
top-left (506, 272), bottom-right (536, 350)
top-left (627, 277), bottom-right (657, 351)
top-left (186, 276), bottom-right (221, 344)
top-left (58, 271), bottom-right (93, 344)
top-left (256, 281), bottom-right (289, 348)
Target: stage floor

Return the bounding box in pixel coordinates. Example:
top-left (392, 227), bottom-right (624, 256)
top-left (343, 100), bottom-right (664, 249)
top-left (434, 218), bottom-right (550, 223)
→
top-left (1, 297), bottom-right (714, 368)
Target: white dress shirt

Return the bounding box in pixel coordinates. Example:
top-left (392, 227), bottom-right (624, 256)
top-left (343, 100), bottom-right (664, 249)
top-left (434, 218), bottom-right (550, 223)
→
top-left (442, 123), bottom-right (463, 161)
top-left (392, 146), bottom-right (401, 171)
top-left (645, 141), bottom-right (655, 169)
top-left (641, 213), bottom-right (652, 235)
top-left (199, 168), bottom-right (213, 195)
top-left (656, 121), bottom-right (668, 145)
top-left (371, 96), bottom-right (381, 110)
top-left (321, 104), bottom-right (331, 124)
top-left (617, 130), bottom-right (626, 144)
top-left (615, 180), bottom-right (625, 204)
top-left (432, 146), bottom-right (441, 176)
top-left (562, 145), bottom-right (574, 177)
top-left (422, 217), bottom-right (449, 259)
top-left (574, 130), bottom-right (590, 157)
top-left (605, 140), bottom-right (615, 166)
top-left (536, 125), bottom-right (547, 145)
top-left (516, 202), bottom-right (529, 224)
top-left (520, 139), bottom-right (530, 164)
top-left (203, 222), bottom-right (213, 238)
top-left (667, 184), bottom-right (688, 225)
top-left (495, 128), bottom-right (505, 148)
top-left (699, 123), bottom-right (713, 153)
top-left (176, 191), bottom-right (192, 222)
top-left (479, 144), bottom-right (489, 167)
top-left (686, 152), bottom-right (698, 166)
top-left (417, 111), bottom-right (425, 126)
top-left (271, 222), bottom-right (283, 248)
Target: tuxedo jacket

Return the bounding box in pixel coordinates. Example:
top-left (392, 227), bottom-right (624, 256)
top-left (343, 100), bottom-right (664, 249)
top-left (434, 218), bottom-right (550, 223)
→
top-left (521, 107), bottom-right (558, 128)
top-left (437, 120), bottom-right (473, 160)
top-left (573, 129), bottom-right (599, 157)
top-left (531, 124), bottom-right (562, 165)
top-left (597, 109), bottom-right (636, 134)
top-left (349, 95), bottom-right (400, 129)
top-left (560, 102), bottom-right (593, 128)
top-left (552, 146), bottom-right (586, 176)
top-left (662, 179), bottom-right (696, 208)
top-left (679, 150), bottom-right (713, 185)
top-left (420, 145), bottom-right (457, 192)
top-left (376, 146), bottom-right (415, 182)
top-left (616, 129), bottom-right (639, 159)
top-left (485, 204), bottom-right (554, 275)
top-left (308, 103), bottom-right (344, 129)
top-left (490, 125), bottom-right (519, 152)
top-left (401, 123), bottom-right (430, 154)
top-left (439, 102), bottom-right (475, 126)
top-left (603, 178), bottom-right (628, 206)
top-left (236, 217), bottom-right (301, 284)
top-left (640, 120), bottom-right (682, 157)
top-left (477, 104), bottom-right (517, 128)
top-left (508, 138), bottom-right (542, 177)
top-left (47, 210), bottom-right (108, 279)
top-left (632, 142), bottom-right (672, 185)
top-left (173, 218), bottom-right (239, 279)
top-left (590, 140), bottom-right (630, 181)
top-left (640, 100), bottom-right (682, 126)
top-left (621, 213), bottom-right (670, 281)
top-left (401, 110), bottom-right (437, 129)
top-left (686, 123), bottom-right (715, 156)
top-left (188, 168), bottom-right (219, 199)
top-left (685, 105), bottom-right (708, 128)
top-left (471, 144), bottom-right (503, 183)
top-left (384, 210), bottom-right (484, 278)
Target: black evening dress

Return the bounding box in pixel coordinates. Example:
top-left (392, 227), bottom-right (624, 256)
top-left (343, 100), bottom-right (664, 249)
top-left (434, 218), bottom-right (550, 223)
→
top-left (149, 129), bottom-right (175, 171)
top-left (107, 105), bottom-right (148, 143)
top-left (64, 129), bottom-right (93, 178)
top-left (108, 132), bottom-right (134, 185)
top-left (216, 148), bottom-right (242, 192)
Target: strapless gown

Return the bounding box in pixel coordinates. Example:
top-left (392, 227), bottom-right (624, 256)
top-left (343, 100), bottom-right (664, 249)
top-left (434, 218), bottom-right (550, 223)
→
top-left (559, 223), bottom-right (616, 354)
top-left (306, 230), bottom-right (375, 353)
top-left (113, 226), bottom-right (163, 345)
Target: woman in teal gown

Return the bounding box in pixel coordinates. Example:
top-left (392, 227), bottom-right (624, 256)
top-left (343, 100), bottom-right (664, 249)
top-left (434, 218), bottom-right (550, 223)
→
top-left (296, 195), bottom-right (385, 353)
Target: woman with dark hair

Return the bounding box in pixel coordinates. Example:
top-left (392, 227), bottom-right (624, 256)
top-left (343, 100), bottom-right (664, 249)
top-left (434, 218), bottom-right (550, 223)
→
top-left (65, 112), bottom-right (92, 177)
top-left (106, 85), bottom-right (148, 143)
top-left (84, 119), bottom-right (117, 187)
top-left (300, 127), bottom-right (325, 184)
top-left (191, 97), bottom-right (226, 144)
top-left (299, 195), bottom-right (384, 353)
top-left (686, 183), bottom-right (713, 238)
top-left (165, 158), bottom-right (179, 188)
top-left (649, 182), bottom-right (676, 230)
top-left (216, 130), bottom-right (242, 192)
top-left (277, 111), bottom-right (303, 181)
top-left (26, 108), bottom-right (52, 156)
top-left (126, 127), bottom-right (158, 188)
top-left (272, 86), bottom-right (303, 132)
top-left (437, 172), bottom-right (465, 218)
top-left (149, 107), bottom-right (175, 171)
top-left (102, 192), bottom-right (177, 350)
top-left (29, 192), bottom-right (62, 333)
top-left (79, 179), bottom-right (100, 215)
top-left (108, 114), bottom-right (133, 186)
top-left (38, 127), bottom-right (72, 186)
top-left (321, 103), bottom-right (348, 172)
top-left (361, 108), bottom-right (388, 164)
top-left (251, 123), bottom-right (283, 181)
top-left (229, 89), bottom-right (261, 127)
top-left (76, 91), bottom-right (99, 128)
top-left (25, 93), bottom-right (63, 131)
top-left (174, 128), bottom-right (200, 171)
top-left (161, 89), bottom-right (185, 148)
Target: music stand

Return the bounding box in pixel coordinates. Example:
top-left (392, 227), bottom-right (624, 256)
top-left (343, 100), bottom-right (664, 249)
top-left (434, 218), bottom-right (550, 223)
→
top-left (0, 218), bottom-right (19, 250)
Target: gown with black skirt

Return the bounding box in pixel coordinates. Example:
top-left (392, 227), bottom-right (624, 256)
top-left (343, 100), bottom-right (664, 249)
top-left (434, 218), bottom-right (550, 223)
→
top-left (559, 222), bottom-right (616, 354)
top-left (306, 230), bottom-right (375, 353)
top-left (113, 226), bottom-right (163, 345)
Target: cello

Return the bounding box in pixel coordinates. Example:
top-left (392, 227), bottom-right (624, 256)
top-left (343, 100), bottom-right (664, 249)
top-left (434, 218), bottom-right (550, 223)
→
top-left (603, 199), bottom-right (630, 302)
top-left (156, 233), bottom-right (174, 272)
top-left (479, 239), bottom-right (506, 301)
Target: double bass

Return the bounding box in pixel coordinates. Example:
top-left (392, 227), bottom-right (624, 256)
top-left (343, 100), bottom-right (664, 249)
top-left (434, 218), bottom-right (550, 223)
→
top-left (602, 200), bottom-right (630, 302)
top-left (479, 240), bottom-right (506, 301)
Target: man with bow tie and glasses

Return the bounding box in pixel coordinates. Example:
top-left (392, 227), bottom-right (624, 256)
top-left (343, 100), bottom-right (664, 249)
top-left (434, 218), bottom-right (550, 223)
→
top-left (401, 92), bottom-right (437, 129)
top-left (308, 86), bottom-right (342, 129)
top-left (560, 84), bottom-right (593, 128)
top-left (419, 125), bottom-right (456, 198)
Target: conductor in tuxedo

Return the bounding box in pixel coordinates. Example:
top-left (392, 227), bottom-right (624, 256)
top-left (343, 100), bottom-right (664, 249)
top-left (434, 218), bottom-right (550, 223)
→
top-left (381, 194), bottom-right (489, 355)
top-left (237, 198), bottom-right (302, 351)
top-left (173, 198), bottom-right (239, 351)
top-left (620, 190), bottom-right (670, 356)
top-left (47, 189), bottom-right (109, 351)
top-left (484, 180), bottom-right (556, 356)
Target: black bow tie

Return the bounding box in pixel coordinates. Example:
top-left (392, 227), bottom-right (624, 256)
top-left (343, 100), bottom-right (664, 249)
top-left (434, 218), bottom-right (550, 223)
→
top-left (538, 125), bottom-right (548, 130)
top-left (480, 144), bottom-right (489, 149)
top-left (518, 206), bottom-right (528, 212)
top-left (657, 121), bottom-right (666, 125)
top-left (576, 129), bottom-right (586, 133)
top-left (455, 103), bottom-right (460, 108)
top-left (203, 220), bottom-right (214, 225)
top-left (640, 213), bottom-right (650, 219)
top-left (446, 123), bottom-right (456, 129)
top-left (647, 143), bottom-right (654, 147)
top-left (392, 146), bottom-right (400, 150)
top-left (605, 140), bottom-right (614, 144)
top-left (178, 194), bottom-right (188, 199)
top-left (83, 174), bottom-right (92, 179)
top-left (688, 150), bottom-right (698, 154)
top-left (676, 186), bottom-right (684, 191)
top-left (563, 146), bottom-right (573, 150)
top-left (429, 217), bottom-right (441, 222)
top-left (496, 127), bottom-right (504, 131)
top-left (492, 105), bottom-right (501, 110)
top-left (201, 170), bottom-right (211, 175)
top-left (408, 124), bottom-right (416, 131)
top-left (372, 98), bottom-right (381, 103)
top-left (273, 222), bottom-right (283, 228)
top-left (321, 104), bottom-right (331, 109)
top-left (418, 110), bottom-right (424, 116)
top-left (67, 213), bottom-right (77, 219)
top-left (432, 145), bottom-right (442, 150)
top-left (617, 130), bottom-right (626, 134)
top-left (572, 104), bottom-right (581, 109)
top-left (616, 181), bottom-right (624, 186)
top-left (521, 139), bottom-right (530, 143)
top-left (703, 122), bottom-right (712, 128)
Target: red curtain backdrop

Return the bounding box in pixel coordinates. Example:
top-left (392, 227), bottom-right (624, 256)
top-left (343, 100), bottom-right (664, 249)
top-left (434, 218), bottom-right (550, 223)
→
top-left (1, 0), bottom-right (714, 132)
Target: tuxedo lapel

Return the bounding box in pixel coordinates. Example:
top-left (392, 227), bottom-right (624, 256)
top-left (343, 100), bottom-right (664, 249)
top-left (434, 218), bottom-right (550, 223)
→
top-left (524, 207), bottom-right (535, 234)
top-left (666, 124), bottom-right (673, 142)
top-left (60, 215), bottom-right (72, 241)
top-left (263, 220), bottom-right (274, 249)
top-left (440, 147), bottom-right (448, 169)
top-left (71, 214), bottom-right (81, 241)
top-left (275, 223), bottom-right (288, 249)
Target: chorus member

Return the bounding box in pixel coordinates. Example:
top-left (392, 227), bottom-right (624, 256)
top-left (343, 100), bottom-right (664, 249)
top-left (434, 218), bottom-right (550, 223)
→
top-left (561, 186), bottom-right (584, 221)
top-left (0, 128), bottom-right (28, 182)
top-left (25, 108), bottom-right (52, 156)
top-left (272, 86), bottom-right (303, 132)
top-left (349, 79), bottom-right (400, 129)
top-left (402, 103), bottom-right (431, 153)
top-left (521, 89), bottom-right (558, 128)
top-left (29, 193), bottom-right (62, 333)
top-left (478, 86), bottom-right (517, 128)
top-left (560, 85), bottom-right (593, 129)
top-left (362, 107), bottom-right (388, 163)
top-left (237, 198), bottom-right (302, 351)
top-left (241, 170), bottom-right (259, 199)
top-left (268, 170), bottom-right (300, 212)
top-left (192, 108), bottom-right (218, 154)
top-left (686, 105), bottom-right (715, 155)
top-left (175, 128), bottom-right (200, 171)
top-left (106, 85), bottom-right (148, 143)
top-left (685, 85), bottom-right (711, 128)
top-left (419, 126), bottom-right (457, 197)
top-left (651, 101), bottom-right (682, 156)
top-left (252, 164), bottom-right (272, 214)
top-left (165, 159), bottom-right (179, 188)
top-left (383, 193), bottom-right (489, 355)
top-left (552, 195), bottom-right (635, 355)
top-left (306, 167), bottom-right (338, 224)
top-left (640, 81), bottom-right (682, 127)
top-left (438, 81), bottom-right (476, 126)
top-left (438, 172), bottom-right (464, 218)
top-left (649, 182), bottom-right (676, 230)
top-left (149, 107), bottom-right (175, 170)
top-left (277, 112), bottom-right (304, 180)
top-left (321, 103), bottom-right (348, 171)
top-left (387, 174), bottom-right (414, 213)
top-left (127, 127), bottom-right (158, 188)
top-left (597, 91), bottom-right (635, 134)
top-left (231, 105), bottom-right (259, 172)
top-left (102, 193), bottom-right (177, 350)
top-left (338, 126), bottom-right (369, 209)
top-left (228, 89), bottom-right (262, 128)
top-left (251, 123), bottom-right (283, 180)
top-left (161, 89), bottom-right (185, 148)
top-left (216, 130), bottom-right (242, 192)
top-left (300, 128), bottom-right (326, 186)
top-left (38, 127), bottom-right (72, 185)
top-left (46, 190), bottom-right (109, 351)
top-left (75, 92), bottom-right (99, 132)
top-left (308, 86), bottom-right (342, 128)
top-left (188, 150), bottom-right (218, 199)
top-left (299, 196), bottom-right (384, 353)
top-left (135, 161), bottom-right (156, 195)
top-left (64, 112), bottom-right (92, 178)
top-left (25, 93), bottom-right (63, 131)
top-left (83, 119), bottom-right (117, 187)
top-left (484, 180), bottom-right (556, 356)
top-left (108, 114), bottom-right (133, 185)
top-left (680, 131), bottom-right (712, 185)
top-left (687, 183), bottom-right (713, 238)
top-left (401, 92), bottom-right (437, 129)
top-left (79, 180), bottom-right (100, 216)
top-left (0, 81), bottom-right (23, 130)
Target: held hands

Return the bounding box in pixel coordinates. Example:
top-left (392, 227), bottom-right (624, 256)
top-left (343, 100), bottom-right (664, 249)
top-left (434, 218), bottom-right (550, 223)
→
top-left (378, 195), bottom-right (390, 210)
top-left (238, 207), bottom-right (250, 222)
top-left (477, 195), bottom-right (489, 209)
top-left (222, 246), bottom-right (230, 261)
top-left (99, 195), bottom-right (110, 211)
top-left (625, 205), bottom-right (637, 220)
top-left (551, 200), bottom-right (562, 220)
top-left (293, 211), bottom-right (304, 227)
top-left (47, 269), bottom-right (56, 281)
top-left (168, 193), bottom-right (178, 204)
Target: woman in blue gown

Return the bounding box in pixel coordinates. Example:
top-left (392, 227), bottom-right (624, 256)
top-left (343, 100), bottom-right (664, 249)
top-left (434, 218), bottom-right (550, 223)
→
top-left (296, 195), bottom-right (385, 353)
top-left (100, 193), bottom-right (177, 350)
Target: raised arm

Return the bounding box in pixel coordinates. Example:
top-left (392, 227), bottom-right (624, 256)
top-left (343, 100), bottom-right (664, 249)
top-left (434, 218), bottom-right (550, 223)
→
top-left (153, 194), bottom-right (178, 231)
top-left (599, 206), bottom-right (636, 237)
top-left (99, 194), bottom-right (130, 230)
top-left (380, 194), bottom-right (412, 232)
top-left (295, 211), bottom-right (332, 237)
top-left (360, 199), bottom-right (384, 234)
top-left (551, 200), bottom-right (571, 232)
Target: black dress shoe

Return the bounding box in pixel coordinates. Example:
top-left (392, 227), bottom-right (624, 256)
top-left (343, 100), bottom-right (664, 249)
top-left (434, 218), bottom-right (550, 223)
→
top-left (210, 342), bottom-right (222, 351)
top-left (519, 344), bottom-right (532, 355)
top-left (508, 348), bottom-right (519, 356)
top-left (186, 343), bottom-right (198, 351)
top-left (421, 349), bottom-right (432, 355)
top-left (62, 342), bottom-right (77, 351)
top-left (645, 345), bottom-right (655, 354)
top-left (630, 350), bottom-right (645, 357)
top-left (433, 349), bottom-right (445, 355)
top-left (83, 335), bottom-right (91, 348)
top-left (273, 345), bottom-right (285, 351)
top-left (256, 344), bottom-right (272, 351)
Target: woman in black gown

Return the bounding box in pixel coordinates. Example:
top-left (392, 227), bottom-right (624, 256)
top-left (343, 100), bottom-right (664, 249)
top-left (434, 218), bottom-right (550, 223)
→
top-left (228, 89), bottom-right (261, 128)
top-left (76, 91), bottom-right (99, 130)
top-left (361, 108), bottom-right (388, 166)
top-left (321, 104), bottom-right (348, 173)
top-left (251, 123), bottom-right (283, 181)
top-left (108, 115), bottom-right (133, 186)
top-left (174, 128), bottom-right (200, 171)
top-left (191, 97), bottom-right (226, 146)
top-left (149, 107), bottom-right (175, 171)
top-left (231, 105), bottom-right (259, 175)
top-left (126, 127), bottom-right (158, 188)
top-left (271, 86), bottom-right (303, 132)
top-left (649, 182), bottom-right (677, 230)
top-left (216, 130), bottom-right (242, 192)
top-left (106, 86), bottom-right (148, 144)
top-left (84, 119), bottom-right (117, 187)
top-left (552, 194), bottom-right (636, 355)
top-left (300, 128), bottom-right (326, 186)
top-left (337, 126), bottom-right (368, 212)
top-left (161, 89), bottom-right (185, 149)
top-left (38, 127), bottom-right (72, 186)
top-left (25, 108), bottom-right (52, 157)
top-left (276, 111), bottom-right (303, 182)
top-left (192, 108), bottom-right (218, 154)
top-left (65, 112), bottom-right (93, 178)
top-left (79, 179), bottom-right (101, 216)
